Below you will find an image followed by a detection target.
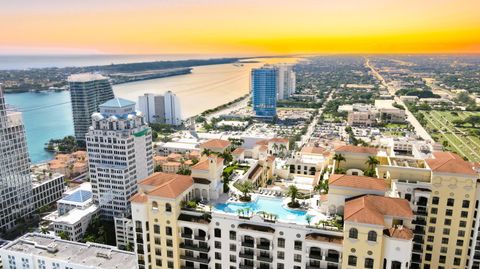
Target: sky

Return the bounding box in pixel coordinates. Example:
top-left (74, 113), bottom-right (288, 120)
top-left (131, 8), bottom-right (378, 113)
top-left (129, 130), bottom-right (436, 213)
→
top-left (0, 0), bottom-right (479, 55)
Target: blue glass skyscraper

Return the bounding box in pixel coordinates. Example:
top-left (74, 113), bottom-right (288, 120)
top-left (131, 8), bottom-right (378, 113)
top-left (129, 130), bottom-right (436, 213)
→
top-left (251, 66), bottom-right (278, 118)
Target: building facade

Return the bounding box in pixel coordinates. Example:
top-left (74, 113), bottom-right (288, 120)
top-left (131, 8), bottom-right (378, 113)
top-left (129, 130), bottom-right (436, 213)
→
top-left (138, 91), bottom-right (182, 126)
top-left (276, 64), bottom-right (296, 100)
top-left (86, 98), bottom-right (154, 220)
top-left (0, 84), bottom-right (33, 233)
top-left (68, 73), bottom-right (115, 144)
top-left (251, 66), bottom-right (278, 118)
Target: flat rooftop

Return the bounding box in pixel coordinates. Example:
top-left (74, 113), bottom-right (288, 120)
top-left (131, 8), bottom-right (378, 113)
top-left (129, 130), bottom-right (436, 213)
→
top-left (53, 205), bottom-right (98, 225)
top-left (3, 233), bottom-right (137, 269)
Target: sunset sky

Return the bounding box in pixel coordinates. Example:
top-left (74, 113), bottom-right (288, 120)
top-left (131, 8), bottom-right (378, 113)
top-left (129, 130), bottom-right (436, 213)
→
top-left (1, 0), bottom-right (479, 55)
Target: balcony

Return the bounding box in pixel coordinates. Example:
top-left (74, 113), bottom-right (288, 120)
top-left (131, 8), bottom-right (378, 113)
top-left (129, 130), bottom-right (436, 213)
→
top-left (412, 244), bottom-right (423, 253)
top-left (306, 264), bottom-right (321, 269)
top-left (180, 255), bottom-right (210, 264)
top-left (325, 255), bottom-right (340, 263)
top-left (181, 233), bottom-right (193, 239)
top-left (241, 241), bottom-right (254, 248)
top-left (257, 254), bottom-right (273, 262)
top-left (415, 209), bottom-right (428, 216)
top-left (239, 264), bottom-right (254, 269)
top-left (239, 252), bottom-right (254, 259)
top-left (257, 244), bottom-right (270, 250)
top-left (179, 242), bottom-right (210, 252)
top-left (309, 253), bottom-right (323, 260)
top-left (413, 227), bottom-right (425, 235)
top-left (194, 235), bottom-right (207, 241)
top-left (412, 219), bottom-right (426, 226)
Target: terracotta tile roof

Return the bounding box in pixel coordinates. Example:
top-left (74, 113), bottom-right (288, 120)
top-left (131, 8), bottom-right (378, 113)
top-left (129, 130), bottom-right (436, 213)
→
top-left (130, 192), bottom-right (148, 203)
top-left (232, 148), bottom-right (245, 155)
top-left (255, 140), bottom-right (269, 146)
top-left (200, 139), bottom-right (231, 149)
top-left (335, 145), bottom-right (378, 155)
top-left (329, 174), bottom-right (387, 191)
top-left (267, 155), bottom-right (276, 163)
top-left (301, 146), bottom-right (326, 155)
top-left (191, 159), bottom-right (209, 170)
top-left (137, 172), bottom-right (194, 199)
top-left (305, 233), bottom-right (343, 245)
top-left (248, 164), bottom-right (263, 180)
top-left (269, 137), bottom-right (289, 143)
top-left (344, 195), bottom-right (413, 226)
top-left (383, 227), bottom-right (413, 240)
top-left (426, 152), bottom-right (476, 176)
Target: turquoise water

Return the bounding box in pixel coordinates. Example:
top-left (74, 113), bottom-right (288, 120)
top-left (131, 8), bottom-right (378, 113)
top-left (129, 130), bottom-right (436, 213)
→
top-left (214, 196), bottom-right (309, 223)
top-left (4, 91), bottom-right (74, 163)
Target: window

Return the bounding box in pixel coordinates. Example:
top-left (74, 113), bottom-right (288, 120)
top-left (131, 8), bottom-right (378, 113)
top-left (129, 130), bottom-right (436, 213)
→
top-left (443, 228), bottom-right (450, 235)
top-left (215, 252), bottom-right (221, 260)
top-left (441, 238), bottom-right (449, 244)
top-left (367, 231), bottom-right (377, 242)
top-left (214, 228), bottom-right (221, 238)
top-left (294, 240), bottom-right (302, 251)
top-left (165, 203), bottom-right (172, 212)
top-left (444, 219), bottom-right (451, 226)
top-left (430, 217), bottom-right (436, 224)
top-left (463, 200), bottom-right (470, 208)
top-left (230, 255), bottom-right (236, 262)
top-left (460, 221), bottom-right (467, 227)
top-left (455, 249), bottom-right (462, 255)
top-left (277, 251), bottom-right (284, 259)
top-left (166, 226), bottom-right (172, 236)
top-left (428, 227), bottom-right (435, 233)
top-left (152, 201), bottom-right (158, 210)
top-left (364, 258), bottom-right (374, 269)
top-left (458, 230), bottom-right (465, 237)
top-left (427, 236), bottom-right (434, 242)
top-left (425, 253), bottom-right (432, 261)
top-left (348, 255), bottom-right (357, 266)
top-left (431, 208), bottom-right (438, 214)
top-left (349, 228), bottom-right (358, 239)
top-left (229, 244), bottom-right (236, 251)
top-left (294, 254), bottom-right (301, 262)
top-left (454, 258), bottom-right (461, 266)
top-left (446, 209), bottom-right (453, 216)
top-left (447, 198), bottom-right (454, 207)
top-left (461, 211), bottom-right (468, 218)
top-left (154, 225), bottom-right (160, 234)
top-left (432, 197), bottom-right (439, 205)
top-left (168, 261), bottom-right (174, 269)
top-left (277, 264), bottom-right (284, 269)
top-left (229, 231), bottom-right (236, 240)
top-left (457, 239), bottom-right (464, 246)
top-left (215, 241), bottom-right (221, 249)
top-left (439, 255), bottom-right (446, 264)
top-left (405, 193), bottom-right (412, 201)
top-left (278, 238), bottom-right (285, 248)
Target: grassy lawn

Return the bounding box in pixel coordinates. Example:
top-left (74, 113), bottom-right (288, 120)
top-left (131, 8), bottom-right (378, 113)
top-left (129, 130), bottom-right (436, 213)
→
top-left (421, 110), bottom-right (480, 162)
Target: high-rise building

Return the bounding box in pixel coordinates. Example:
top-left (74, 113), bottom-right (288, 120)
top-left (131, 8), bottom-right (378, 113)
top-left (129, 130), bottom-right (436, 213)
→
top-left (277, 64), bottom-right (296, 100)
top-left (251, 66), bottom-right (278, 118)
top-left (138, 91), bottom-right (182, 125)
top-left (86, 98), bottom-right (154, 220)
top-left (68, 73), bottom-right (115, 144)
top-left (0, 84), bottom-right (33, 233)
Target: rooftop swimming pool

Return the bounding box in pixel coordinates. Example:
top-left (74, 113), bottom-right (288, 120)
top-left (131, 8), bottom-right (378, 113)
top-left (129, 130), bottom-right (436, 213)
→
top-left (214, 196), bottom-right (310, 224)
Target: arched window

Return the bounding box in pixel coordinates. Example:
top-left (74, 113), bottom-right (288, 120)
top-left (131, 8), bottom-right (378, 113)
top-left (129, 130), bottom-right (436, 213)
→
top-left (368, 231), bottom-right (377, 242)
top-left (152, 201), bottom-right (158, 210)
top-left (349, 228), bottom-right (358, 239)
top-left (165, 203), bottom-right (172, 212)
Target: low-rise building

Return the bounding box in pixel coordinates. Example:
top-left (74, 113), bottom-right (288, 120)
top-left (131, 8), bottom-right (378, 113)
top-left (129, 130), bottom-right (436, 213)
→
top-left (32, 173), bottom-right (66, 211)
top-left (0, 233), bottom-right (137, 269)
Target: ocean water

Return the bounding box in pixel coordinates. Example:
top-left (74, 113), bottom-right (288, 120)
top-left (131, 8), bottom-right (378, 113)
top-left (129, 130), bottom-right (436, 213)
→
top-left (3, 56), bottom-right (298, 163)
top-left (4, 91), bottom-right (74, 163)
top-left (0, 54), bottom-right (250, 70)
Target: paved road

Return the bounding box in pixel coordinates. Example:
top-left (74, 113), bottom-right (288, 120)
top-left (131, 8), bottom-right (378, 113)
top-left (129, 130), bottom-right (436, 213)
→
top-left (365, 58), bottom-right (433, 142)
top-left (302, 90), bottom-right (334, 144)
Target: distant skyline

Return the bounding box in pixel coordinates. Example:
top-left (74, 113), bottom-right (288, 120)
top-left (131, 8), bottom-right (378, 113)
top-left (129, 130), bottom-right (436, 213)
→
top-left (1, 0), bottom-right (479, 55)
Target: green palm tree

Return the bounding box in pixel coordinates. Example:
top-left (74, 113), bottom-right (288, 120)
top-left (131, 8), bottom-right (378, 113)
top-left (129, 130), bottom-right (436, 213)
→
top-left (333, 153), bottom-right (346, 170)
top-left (202, 148), bottom-right (212, 156)
top-left (40, 226), bottom-right (49, 234)
top-left (237, 181), bottom-right (254, 201)
top-left (287, 185), bottom-right (299, 204)
top-left (365, 156), bottom-right (380, 170)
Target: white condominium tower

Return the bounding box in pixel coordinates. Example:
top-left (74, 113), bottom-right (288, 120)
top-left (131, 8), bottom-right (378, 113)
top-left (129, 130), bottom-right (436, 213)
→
top-left (138, 91), bottom-right (182, 125)
top-left (0, 84), bottom-right (33, 233)
top-left (68, 73), bottom-right (115, 144)
top-left (86, 98), bottom-right (154, 220)
top-left (276, 64), bottom-right (296, 100)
